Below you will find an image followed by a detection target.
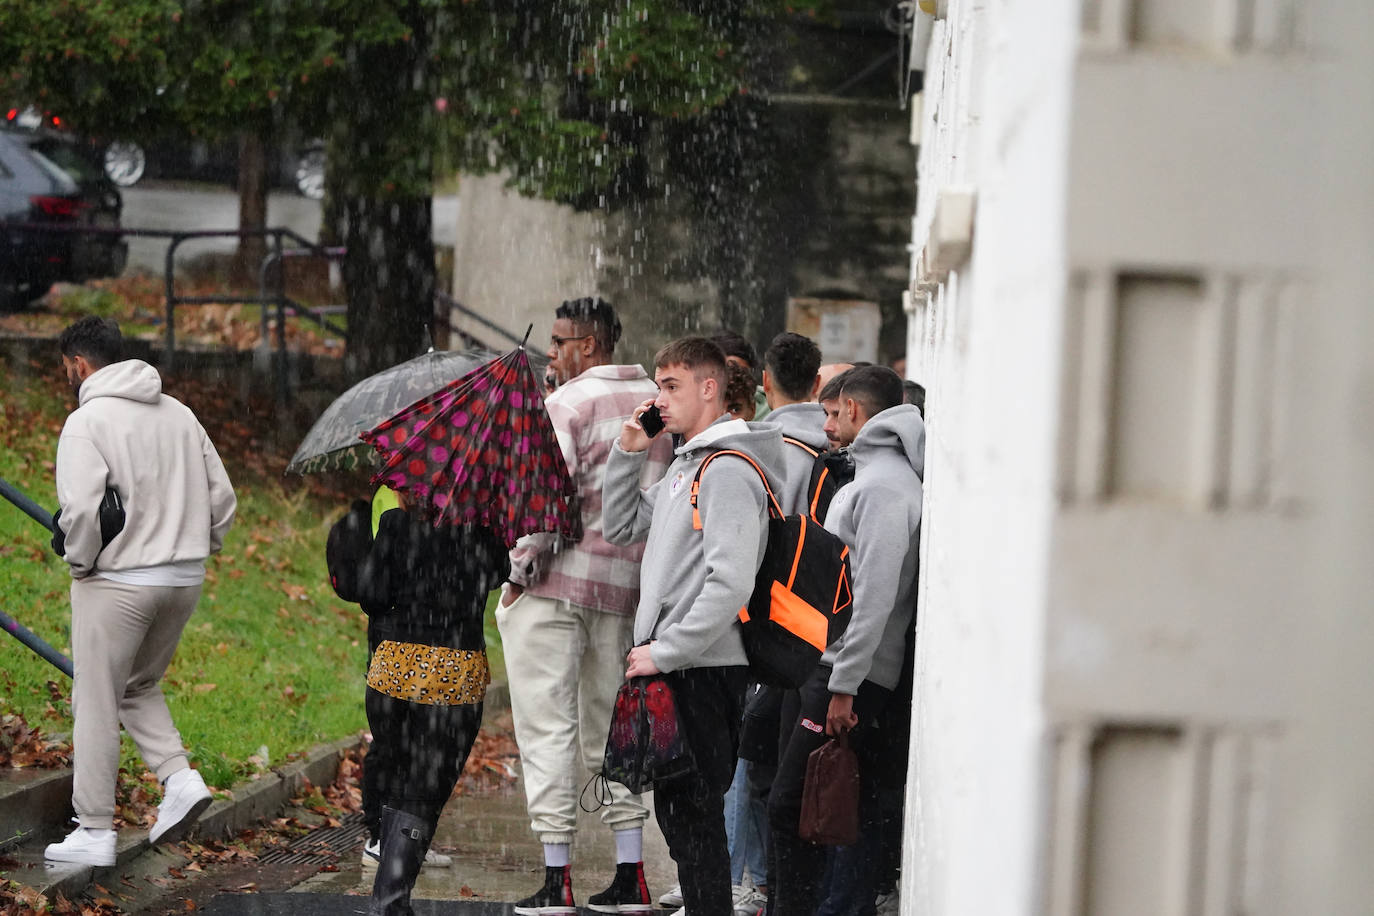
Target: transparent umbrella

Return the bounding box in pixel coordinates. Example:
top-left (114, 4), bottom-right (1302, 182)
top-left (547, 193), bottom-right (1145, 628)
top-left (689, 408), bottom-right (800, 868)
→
top-left (286, 347), bottom-right (500, 475)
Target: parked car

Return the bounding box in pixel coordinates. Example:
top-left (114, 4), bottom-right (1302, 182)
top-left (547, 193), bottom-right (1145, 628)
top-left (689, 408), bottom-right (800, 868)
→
top-left (0, 128), bottom-right (128, 310)
top-left (6, 107), bottom-right (325, 198)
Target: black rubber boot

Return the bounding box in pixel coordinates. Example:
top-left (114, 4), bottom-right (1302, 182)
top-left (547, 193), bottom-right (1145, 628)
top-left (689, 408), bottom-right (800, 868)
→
top-left (367, 806), bottom-right (430, 916)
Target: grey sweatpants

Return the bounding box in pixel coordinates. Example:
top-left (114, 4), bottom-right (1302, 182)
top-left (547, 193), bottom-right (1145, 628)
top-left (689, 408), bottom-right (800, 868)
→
top-left (70, 576), bottom-right (200, 829)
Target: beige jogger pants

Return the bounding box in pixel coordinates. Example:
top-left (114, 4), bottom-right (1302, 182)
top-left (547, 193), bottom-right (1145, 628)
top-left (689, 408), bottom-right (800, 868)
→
top-left (70, 576), bottom-right (200, 829)
top-left (495, 592), bottom-right (649, 845)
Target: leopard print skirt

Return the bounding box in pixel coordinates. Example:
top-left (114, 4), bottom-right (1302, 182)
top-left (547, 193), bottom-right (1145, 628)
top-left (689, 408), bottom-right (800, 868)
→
top-left (366, 640), bottom-right (490, 706)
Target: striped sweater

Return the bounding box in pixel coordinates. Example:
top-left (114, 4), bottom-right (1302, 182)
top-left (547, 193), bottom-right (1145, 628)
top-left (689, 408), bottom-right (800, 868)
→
top-left (508, 364), bottom-right (671, 614)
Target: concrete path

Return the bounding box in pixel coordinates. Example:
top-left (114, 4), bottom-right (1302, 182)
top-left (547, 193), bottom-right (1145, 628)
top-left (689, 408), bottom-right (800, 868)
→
top-left (291, 775), bottom-right (678, 909)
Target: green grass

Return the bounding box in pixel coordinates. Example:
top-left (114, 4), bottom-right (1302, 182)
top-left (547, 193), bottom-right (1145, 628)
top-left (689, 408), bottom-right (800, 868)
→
top-left (0, 354), bottom-right (505, 790)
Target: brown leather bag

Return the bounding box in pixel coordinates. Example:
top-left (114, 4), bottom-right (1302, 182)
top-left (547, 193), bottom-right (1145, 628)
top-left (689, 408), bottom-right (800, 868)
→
top-left (799, 734), bottom-right (860, 845)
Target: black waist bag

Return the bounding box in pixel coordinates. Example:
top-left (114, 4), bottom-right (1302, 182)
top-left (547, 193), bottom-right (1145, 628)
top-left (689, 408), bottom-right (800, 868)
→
top-left (691, 450), bottom-right (853, 688)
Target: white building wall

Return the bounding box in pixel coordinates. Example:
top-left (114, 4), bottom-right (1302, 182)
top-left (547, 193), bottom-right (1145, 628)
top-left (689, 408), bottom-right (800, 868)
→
top-left (906, 1), bottom-right (1080, 912)
top-left (908, 0), bottom-right (1374, 913)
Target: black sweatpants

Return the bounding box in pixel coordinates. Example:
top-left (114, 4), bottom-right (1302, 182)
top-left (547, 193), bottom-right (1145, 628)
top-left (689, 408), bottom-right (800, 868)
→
top-left (767, 666), bottom-right (890, 916)
top-left (655, 665), bottom-right (749, 916)
top-left (364, 686), bottom-right (484, 835)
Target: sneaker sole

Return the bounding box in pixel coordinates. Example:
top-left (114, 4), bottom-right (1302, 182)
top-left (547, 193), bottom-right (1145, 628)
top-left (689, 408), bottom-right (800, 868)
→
top-left (44, 850), bottom-right (116, 867)
top-left (588, 906), bottom-right (654, 914)
top-left (512, 907), bottom-right (577, 916)
top-left (150, 795), bottom-right (212, 846)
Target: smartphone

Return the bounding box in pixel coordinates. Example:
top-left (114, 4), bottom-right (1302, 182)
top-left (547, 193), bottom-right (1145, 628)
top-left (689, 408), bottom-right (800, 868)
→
top-left (639, 405), bottom-right (665, 438)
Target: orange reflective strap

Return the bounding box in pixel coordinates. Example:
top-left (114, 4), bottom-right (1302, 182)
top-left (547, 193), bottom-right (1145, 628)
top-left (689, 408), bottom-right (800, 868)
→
top-left (768, 580), bottom-right (828, 651)
top-left (832, 557), bottom-right (852, 615)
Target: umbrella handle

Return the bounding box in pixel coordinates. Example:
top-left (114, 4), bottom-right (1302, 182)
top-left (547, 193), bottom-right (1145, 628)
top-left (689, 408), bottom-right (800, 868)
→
top-left (520, 324), bottom-right (533, 349)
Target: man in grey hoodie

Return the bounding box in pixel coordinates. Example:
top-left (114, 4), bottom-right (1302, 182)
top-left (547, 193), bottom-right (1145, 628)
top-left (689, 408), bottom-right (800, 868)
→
top-left (603, 336), bottom-right (786, 916)
top-left (45, 317), bottom-right (236, 867)
top-left (761, 332), bottom-right (827, 517)
top-left (768, 366), bottom-right (923, 916)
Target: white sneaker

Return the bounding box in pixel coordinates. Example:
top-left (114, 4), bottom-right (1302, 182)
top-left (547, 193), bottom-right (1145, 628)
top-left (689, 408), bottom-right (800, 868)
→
top-left (659, 885), bottom-right (684, 908)
top-left (44, 827), bottom-right (116, 867)
top-left (360, 838), bottom-right (452, 869)
top-left (732, 885), bottom-right (767, 916)
top-left (149, 768), bottom-right (212, 845)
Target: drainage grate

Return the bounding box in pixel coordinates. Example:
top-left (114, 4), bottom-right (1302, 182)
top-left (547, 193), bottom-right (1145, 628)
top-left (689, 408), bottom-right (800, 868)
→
top-left (256, 812), bottom-right (370, 866)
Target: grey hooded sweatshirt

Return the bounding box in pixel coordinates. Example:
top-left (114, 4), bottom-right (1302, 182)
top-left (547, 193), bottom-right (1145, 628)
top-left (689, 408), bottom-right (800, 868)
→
top-left (766, 402), bottom-right (829, 517)
top-left (603, 415), bottom-right (786, 673)
top-left (822, 404), bottom-right (924, 695)
top-left (55, 359), bottom-right (237, 581)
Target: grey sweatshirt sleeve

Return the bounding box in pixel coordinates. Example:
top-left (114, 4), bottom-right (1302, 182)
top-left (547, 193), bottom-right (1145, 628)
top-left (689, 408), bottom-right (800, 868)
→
top-left (827, 480), bottom-right (920, 695)
top-left (602, 440), bottom-right (658, 546)
top-left (54, 429), bottom-right (110, 579)
top-left (650, 461), bottom-right (766, 673)
top-left (201, 425), bottom-right (236, 554)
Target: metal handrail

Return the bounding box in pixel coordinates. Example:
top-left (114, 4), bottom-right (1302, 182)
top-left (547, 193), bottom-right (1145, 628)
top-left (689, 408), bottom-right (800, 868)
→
top-left (435, 290), bottom-right (525, 347)
top-left (0, 474), bottom-right (72, 678)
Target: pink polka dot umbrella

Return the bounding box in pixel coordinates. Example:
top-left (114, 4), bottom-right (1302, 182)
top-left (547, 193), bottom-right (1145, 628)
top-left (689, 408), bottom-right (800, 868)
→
top-left (360, 341), bottom-right (581, 548)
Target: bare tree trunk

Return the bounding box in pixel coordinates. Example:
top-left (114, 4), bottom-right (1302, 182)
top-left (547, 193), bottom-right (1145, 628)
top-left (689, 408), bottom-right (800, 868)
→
top-left (233, 131), bottom-right (270, 288)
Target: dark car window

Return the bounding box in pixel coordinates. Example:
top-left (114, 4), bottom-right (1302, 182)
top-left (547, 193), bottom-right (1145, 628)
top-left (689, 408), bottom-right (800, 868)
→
top-left (26, 145), bottom-right (78, 190)
top-left (30, 140), bottom-right (99, 183)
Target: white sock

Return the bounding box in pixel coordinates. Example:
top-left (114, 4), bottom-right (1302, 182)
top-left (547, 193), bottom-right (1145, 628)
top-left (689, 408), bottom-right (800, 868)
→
top-left (544, 843), bottom-right (571, 868)
top-left (614, 827), bottom-right (643, 864)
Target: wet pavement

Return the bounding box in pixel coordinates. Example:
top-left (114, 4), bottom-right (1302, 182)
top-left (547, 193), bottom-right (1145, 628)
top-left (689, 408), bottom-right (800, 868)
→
top-left (287, 775), bottom-right (677, 910)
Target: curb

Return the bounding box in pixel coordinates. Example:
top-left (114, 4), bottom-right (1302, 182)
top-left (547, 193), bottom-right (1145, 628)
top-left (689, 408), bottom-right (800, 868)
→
top-left (196, 734), bottom-right (365, 840)
top-left (1, 733), bottom-right (365, 904)
top-left (0, 768), bottom-right (72, 852)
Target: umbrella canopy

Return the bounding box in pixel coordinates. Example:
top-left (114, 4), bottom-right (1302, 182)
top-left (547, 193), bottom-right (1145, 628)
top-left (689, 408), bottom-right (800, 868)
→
top-left (286, 348), bottom-right (498, 475)
top-left (361, 346), bottom-right (582, 548)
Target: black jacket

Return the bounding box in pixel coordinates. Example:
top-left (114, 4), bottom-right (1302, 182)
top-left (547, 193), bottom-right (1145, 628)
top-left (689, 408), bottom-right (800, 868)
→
top-left (357, 508), bottom-right (509, 651)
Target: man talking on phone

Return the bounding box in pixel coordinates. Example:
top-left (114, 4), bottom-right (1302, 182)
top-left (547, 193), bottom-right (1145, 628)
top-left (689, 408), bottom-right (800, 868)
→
top-left (499, 298), bottom-right (673, 916)
top-left (603, 336), bottom-right (786, 916)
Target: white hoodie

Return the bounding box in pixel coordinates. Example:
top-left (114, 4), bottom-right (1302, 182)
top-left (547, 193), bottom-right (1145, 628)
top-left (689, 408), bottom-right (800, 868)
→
top-left (55, 359), bottom-right (236, 581)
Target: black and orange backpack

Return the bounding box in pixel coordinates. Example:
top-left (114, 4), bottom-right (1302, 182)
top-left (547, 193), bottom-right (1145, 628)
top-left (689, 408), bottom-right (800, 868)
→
top-left (691, 450), bottom-right (854, 688)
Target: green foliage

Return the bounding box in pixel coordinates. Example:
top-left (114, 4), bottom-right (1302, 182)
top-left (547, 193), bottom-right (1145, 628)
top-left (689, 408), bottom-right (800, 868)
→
top-left (0, 0), bottom-right (824, 200)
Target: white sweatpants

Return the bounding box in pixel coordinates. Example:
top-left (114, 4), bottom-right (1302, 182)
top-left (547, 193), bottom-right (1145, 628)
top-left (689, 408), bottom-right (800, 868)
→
top-left (70, 576), bottom-right (200, 829)
top-left (495, 592), bottom-right (648, 845)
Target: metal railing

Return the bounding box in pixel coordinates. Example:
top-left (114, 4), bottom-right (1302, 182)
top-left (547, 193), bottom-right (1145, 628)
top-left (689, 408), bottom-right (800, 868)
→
top-left (9, 222), bottom-right (531, 394)
top-left (0, 475), bottom-right (73, 678)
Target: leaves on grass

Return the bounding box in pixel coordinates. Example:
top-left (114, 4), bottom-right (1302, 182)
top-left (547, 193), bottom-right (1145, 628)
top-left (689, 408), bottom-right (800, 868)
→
top-left (0, 711), bottom-right (72, 768)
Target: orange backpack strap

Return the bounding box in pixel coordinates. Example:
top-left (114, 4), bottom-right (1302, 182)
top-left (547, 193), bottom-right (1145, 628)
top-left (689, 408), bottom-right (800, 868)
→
top-left (690, 449), bottom-right (785, 530)
top-left (783, 436), bottom-right (831, 524)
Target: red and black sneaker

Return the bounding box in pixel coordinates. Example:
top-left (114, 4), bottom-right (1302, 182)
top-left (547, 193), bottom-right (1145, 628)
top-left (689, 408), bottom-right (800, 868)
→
top-left (514, 865), bottom-right (577, 916)
top-left (587, 861), bottom-right (653, 914)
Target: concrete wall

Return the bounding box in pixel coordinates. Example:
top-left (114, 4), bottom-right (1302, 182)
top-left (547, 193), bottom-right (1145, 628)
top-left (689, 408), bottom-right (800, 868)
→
top-left (904, 1), bottom-right (1077, 911)
top-left (450, 99), bottom-right (914, 366)
top-left (449, 174), bottom-right (602, 354)
top-left (907, 0), bottom-right (1374, 913)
